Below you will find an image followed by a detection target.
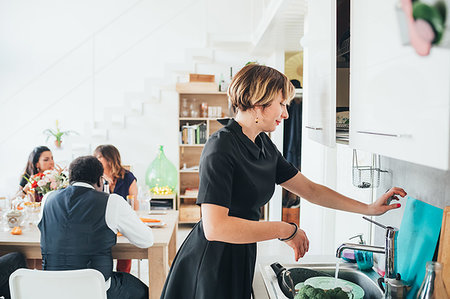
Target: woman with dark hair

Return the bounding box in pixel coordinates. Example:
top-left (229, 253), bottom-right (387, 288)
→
top-left (17, 146), bottom-right (55, 269)
top-left (19, 146), bottom-right (54, 193)
top-left (160, 64), bottom-right (406, 299)
top-left (94, 144), bottom-right (138, 274)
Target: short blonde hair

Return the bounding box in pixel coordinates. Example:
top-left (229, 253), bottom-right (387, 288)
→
top-left (228, 63), bottom-right (295, 112)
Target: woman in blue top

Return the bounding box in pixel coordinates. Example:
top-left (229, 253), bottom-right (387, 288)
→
top-left (94, 144), bottom-right (138, 273)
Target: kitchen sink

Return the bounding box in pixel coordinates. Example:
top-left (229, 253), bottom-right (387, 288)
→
top-left (260, 262), bottom-right (384, 299)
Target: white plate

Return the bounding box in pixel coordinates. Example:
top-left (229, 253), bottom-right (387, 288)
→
top-left (304, 276), bottom-right (364, 299)
top-left (148, 211), bottom-right (167, 215)
top-left (147, 222), bottom-right (166, 228)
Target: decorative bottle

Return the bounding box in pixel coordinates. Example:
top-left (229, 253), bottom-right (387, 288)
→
top-left (103, 181), bottom-right (110, 193)
top-left (416, 261), bottom-right (448, 299)
top-left (145, 145), bottom-right (178, 195)
top-left (219, 74), bottom-right (226, 92)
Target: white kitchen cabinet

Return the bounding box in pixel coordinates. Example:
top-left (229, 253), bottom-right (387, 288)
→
top-left (350, 0), bottom-right (450, 170)
top-left (304, 0), bottom-right (336, 147)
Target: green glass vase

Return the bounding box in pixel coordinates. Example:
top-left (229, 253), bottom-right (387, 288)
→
top-left (145, 145), bottom-right (178, 194)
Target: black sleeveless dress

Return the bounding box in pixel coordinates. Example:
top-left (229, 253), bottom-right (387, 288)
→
top-left (160, 119), bottom-right (298, 299)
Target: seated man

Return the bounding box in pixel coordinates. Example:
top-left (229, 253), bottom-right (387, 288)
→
top-left (38, 156), bottom-right (153, 299)
top-left (0, 252), bottom-right (27, 299)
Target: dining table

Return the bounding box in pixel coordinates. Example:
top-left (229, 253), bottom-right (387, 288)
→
top-left (0, 210), bottom-right (179, 299)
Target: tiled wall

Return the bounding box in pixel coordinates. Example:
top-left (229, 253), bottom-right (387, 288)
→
top-left (373, 156), bottom-right (450, 245)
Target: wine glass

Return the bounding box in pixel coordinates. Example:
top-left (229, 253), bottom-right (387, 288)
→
top-left (181, 98), bottom-right (189, 117)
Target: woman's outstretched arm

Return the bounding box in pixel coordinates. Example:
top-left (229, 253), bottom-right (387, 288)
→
top-left (281, 172), bottom-right (406, 216)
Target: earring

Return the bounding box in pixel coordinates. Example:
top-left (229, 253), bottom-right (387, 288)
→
top-left (255, 117), bottom-right (259, 124)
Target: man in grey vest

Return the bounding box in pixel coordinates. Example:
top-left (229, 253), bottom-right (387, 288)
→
top-left (38, 155), bottom-right (153, 299)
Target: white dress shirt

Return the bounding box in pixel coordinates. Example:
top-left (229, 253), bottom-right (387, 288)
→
top-left (39, 182), bottom-right (154, 289)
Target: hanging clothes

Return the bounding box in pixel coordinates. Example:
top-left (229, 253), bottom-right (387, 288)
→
top-left (283, 99), bottom-right (302, 169)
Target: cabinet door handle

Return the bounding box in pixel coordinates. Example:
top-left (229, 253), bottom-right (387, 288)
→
top-left (356, 130), bottom-right (411, 138)
top-left (305, 125), bottom-right (323, 131)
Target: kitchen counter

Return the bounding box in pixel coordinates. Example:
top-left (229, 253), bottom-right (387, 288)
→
top-left (253, 240), bottom-right (382, 299)
top-left (254, 253), bottom-right (343, 299)
top-left (253, 237), bottom-right (294, 298)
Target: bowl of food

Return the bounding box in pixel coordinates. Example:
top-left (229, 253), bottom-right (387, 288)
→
top-left (295, 276), bottom-right (365, 299)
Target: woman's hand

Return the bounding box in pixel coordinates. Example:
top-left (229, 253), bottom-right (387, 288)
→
top-left (285, 228), bottom-right (309, 261)
top-left (367, 187), bottom-right (407, 216)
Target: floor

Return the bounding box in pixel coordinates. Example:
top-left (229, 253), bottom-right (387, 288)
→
top-left (129, 223), bottom-right (293, 287)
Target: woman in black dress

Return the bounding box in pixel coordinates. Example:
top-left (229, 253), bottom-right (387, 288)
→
top-left (161, 64), bottom-right (406, 299)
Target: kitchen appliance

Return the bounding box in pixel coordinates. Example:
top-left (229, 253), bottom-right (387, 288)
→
top-left (377, 274), bottom-right (411, 299)
top-left (337, 217), bottom-right (413, 299)
top-left (337, 217), bottom-right (397, 279)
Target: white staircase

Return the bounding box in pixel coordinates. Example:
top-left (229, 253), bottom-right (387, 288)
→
top-left (70, 46), bottom-right (217, 154)
top-left (0, 0), bottom-right (305, 196)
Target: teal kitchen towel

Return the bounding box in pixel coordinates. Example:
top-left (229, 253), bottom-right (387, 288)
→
top-left (397, 196), bottom-right (443, 298)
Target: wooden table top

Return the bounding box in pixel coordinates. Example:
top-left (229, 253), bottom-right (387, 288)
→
top-left (0, 210), bottom-right (179, 248)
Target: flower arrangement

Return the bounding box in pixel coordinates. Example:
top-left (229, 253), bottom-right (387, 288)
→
top-left (24, 169), bottom-right (69, 201)
top-left (43, 120), bottom-right (78, 148)
top-left (150, 186), bottom-right (174, 195)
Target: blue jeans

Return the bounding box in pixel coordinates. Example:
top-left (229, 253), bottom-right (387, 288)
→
top-left (107, 271), bottom-right (148, 299)
top-left (0, 252), bottom-right (27, 299)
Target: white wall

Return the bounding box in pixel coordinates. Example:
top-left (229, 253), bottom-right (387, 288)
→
top-left (300, 134), bottom-right (374, 255)
top-left (0, 0), bottom-right (285, 199)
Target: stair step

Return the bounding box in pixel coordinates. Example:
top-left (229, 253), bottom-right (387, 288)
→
top-left (186, 48), bottom-right (215, 63)
top-left (71, 142), bottom-right (92, 157)
top-left (165, 62), bottom-right (193, 75)
top-left (84, 45), bottom-right (232, 146)
top-left (207, 33), bottom-right (254, 50)
top-left (90, 128), bottom-right (109, 141)
top-left (104, 107), bottom-right (126, 129)
top-left (122, 95), bottom-right (145, 116)
top-left (111, 114), bottom-right (126, 128)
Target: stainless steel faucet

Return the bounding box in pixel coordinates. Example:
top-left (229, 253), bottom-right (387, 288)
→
top-left (336, 216), bottom-right (399, 278)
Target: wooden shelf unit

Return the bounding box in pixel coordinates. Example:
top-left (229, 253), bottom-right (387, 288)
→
top-left (177, 91), bottom-right (229, 223)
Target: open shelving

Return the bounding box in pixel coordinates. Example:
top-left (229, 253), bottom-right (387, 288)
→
top-left (177, 87), bottom-right (229, 223)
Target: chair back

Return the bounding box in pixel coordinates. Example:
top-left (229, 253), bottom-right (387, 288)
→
top-left (9, 268), bottom-right (107, 299)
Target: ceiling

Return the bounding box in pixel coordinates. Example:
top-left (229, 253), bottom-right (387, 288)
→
top-left (254, 0), bottom-right (307, 53)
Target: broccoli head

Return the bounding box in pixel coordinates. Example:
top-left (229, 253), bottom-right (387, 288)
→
top-left (295, 285), bottom-right (349, 299)
top-left (295, 285), bottom-right (313, 299)
top-left (327, 287), bottom-right (348, 299)
top-left (295, 285), bottom-right (331, 299)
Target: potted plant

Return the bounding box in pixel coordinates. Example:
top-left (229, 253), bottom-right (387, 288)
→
top-left (43, 120), bottom-right (78, 148)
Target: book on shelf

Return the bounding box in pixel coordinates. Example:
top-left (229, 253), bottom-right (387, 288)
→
top-left (198, 123), bottom-right (207, 144)
top-left (184, 188), bottom-right (199, 197)
top-left (180, 165), bottom-right (199, 172)
top-left (181, 122), bottom-right (207, 145)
